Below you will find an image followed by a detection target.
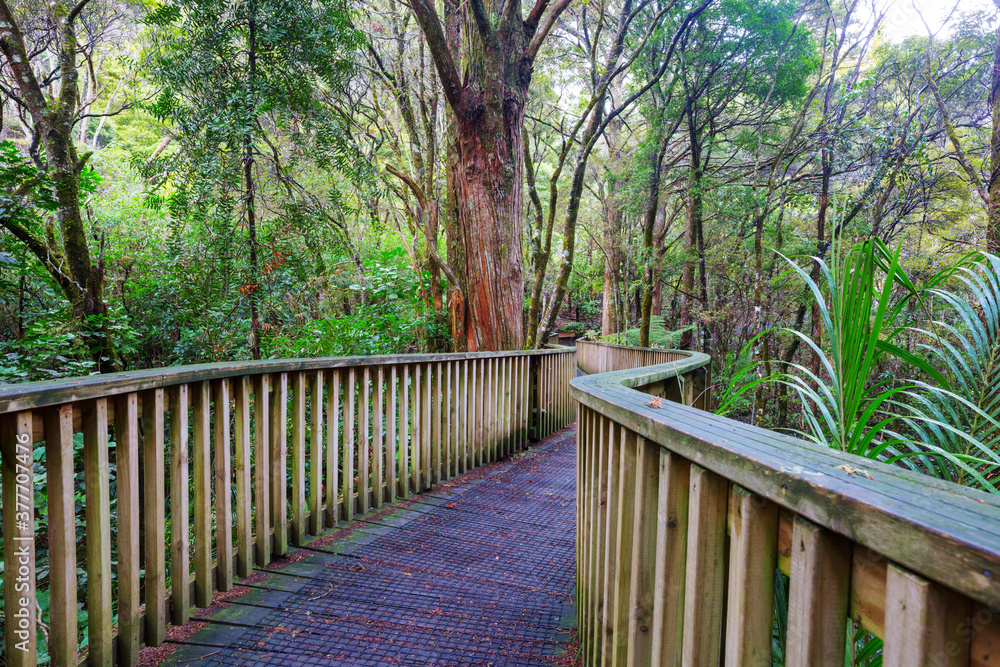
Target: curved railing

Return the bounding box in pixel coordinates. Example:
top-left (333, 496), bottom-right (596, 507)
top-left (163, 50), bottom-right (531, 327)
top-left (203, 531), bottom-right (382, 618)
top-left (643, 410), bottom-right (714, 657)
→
top-left (571, 350), bottom-right (1000, 666)
top-left (0, 348), bottom-right (576, 666)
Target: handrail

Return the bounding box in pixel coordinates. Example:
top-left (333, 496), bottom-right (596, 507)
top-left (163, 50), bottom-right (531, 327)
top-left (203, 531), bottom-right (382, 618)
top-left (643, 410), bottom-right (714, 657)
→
top-left (571, 352), bottom-right (1000, 665)
top-left (0, 347), bottom-right (576, 666)
top-left (575, 339), bottom-right (691, 376)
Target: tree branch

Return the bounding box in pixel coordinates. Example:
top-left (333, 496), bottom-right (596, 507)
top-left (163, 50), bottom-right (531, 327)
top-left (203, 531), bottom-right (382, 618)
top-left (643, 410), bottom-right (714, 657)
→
top-left (470, 0), bottom-right (493, 43)
top-left (526, 0), bottom-right (573, 60)
top-left (408, 0), bottom-right (466, 113)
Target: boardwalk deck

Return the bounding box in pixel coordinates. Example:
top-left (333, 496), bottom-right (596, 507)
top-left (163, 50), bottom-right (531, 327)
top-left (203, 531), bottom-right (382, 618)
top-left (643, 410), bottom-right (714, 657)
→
top-left (140, 426), bottom-right (578, 667)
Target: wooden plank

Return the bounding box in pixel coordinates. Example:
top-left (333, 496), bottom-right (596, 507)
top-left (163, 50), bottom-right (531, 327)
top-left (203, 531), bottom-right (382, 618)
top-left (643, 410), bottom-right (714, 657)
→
top-left (590, 413), bottom-right (609, 660)
top-left (388, 366), bottom-right (397, 503)
top-left (253, 374), bottom-right (271, 566)
top-left (344, 368), bottom-right (356, 520)
top-left (169, 385), bottom-right (191, 624)
top-left (610, 428), bottom-right (639, 666)
top-left (433, 361), bottom-right (442, 484)
top-left (212, 379), bottom-right (233, 591)
top-left (626, 436), bottom-right (658, 666)
top-left (290, 372), bottom-right (306, 546)
top-left (360, 367), bottom-right (370, 514)
top-left (45, 404), bottom-right (78, 663)
top-left (462, 359), bottom-right (470, 472)
top-left (476, 359), bottom-right (484, 467)
top-left (422, 363), bottom-right (431, 488)
top-left (411, 363), bottom-right (421, 492)
top-left (3, 411), bottom-right (36, 666)
top-left (116, 392), bottom-right (142, 664)
top-left (681, 464), bottom-right (727, 667)
top-left (884, 563), bottom-right (971, 667)
top-left (326, 370), bottom-right (340, 525)
top-left (374, 366), bottom-right (385, 508)
top-left (577, 405), bottom-right (589, 635)
top-left (725, 485), bottom-right (779, 667)
top-left (142, 389), bottom-right (167, 645)
top-left (310, 371), bottom-right (324, 534)
top-left (192, 381), bottom-right (213, 607)
top-left (400, 365), bottom-right (410, 497)
top-left (270, 373), bottom-right (288, 556)
top-left (650, 449), bottom-right (690, 667)
top-left (84, 399), bottom-right (113, 664)
top-left (445, 361), bottom-right (452, 478)
top-left (786, 515), bottom-right (852, 667)
top-left (234, 377), bottom-right (253, 577)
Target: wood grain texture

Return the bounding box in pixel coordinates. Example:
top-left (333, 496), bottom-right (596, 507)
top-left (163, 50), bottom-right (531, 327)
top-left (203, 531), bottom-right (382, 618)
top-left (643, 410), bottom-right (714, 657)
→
top-left (212, 379), bottom-right (233, 590)
top-left (191, 381), bottom-right (213, 607)
top-left (626, 436), bottom-right (659, 666)
top-left (84, 399), bottom-right (113, 664)
top-left (3, 411), bottom-right (36, 666)
top-left (310, 371), bottom-right (325, 533)
top-left (253, 374), bottom-right (271, 565)
top-left (326, 370), bottom-right (339, 524)
top-left (116, 392), bottom-right (142, 664)
top-left (291, 372), bottom-right (306, 545)
top-left (270, 373), bottom-right (288, 555)
top-left (46, 404), bottom-right (78, 663)
top-left (170, 385), bottom-right (190, 624)
top-left (234, 377), bottom-right (253, 576)
top-left (884, 563), bottom-right (971, 667)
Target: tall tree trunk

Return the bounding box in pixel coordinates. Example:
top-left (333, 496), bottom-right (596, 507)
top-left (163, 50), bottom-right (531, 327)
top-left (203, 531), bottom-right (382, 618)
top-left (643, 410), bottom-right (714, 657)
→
top-left (639, 138), bottom-right (668, 348)
top-left (244, 0), bottom-right (262, 360)
top-left (989, 14), bottom-right (1000, 252)
top-left (0, 0), bottom-right (121, 372)
top-left (601, 202), bottom-right (622, 337)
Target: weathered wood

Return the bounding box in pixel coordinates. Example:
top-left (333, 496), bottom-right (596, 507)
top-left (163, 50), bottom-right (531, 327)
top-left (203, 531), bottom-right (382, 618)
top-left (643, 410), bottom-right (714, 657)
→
top-left (681, 464), bottom-right (728, 667)
top-left (422, 363), bottom-right (431, 489)
top-left (725, 485), bottom-right (779, 667)
top-left (253, 374), bottom-right (271, 565)
top-left (291, 372), bottom-right (306, 545)
top-left (360, 367), bottom-right (370, 514)
top-left (326, 370), bottom-right (340, 525)
top-left (884, 563), bottom-right (971, 667)
top-left (786, 516), bottom-right (852, 667)
top-left (234, 377), bottom-right (253, 577)
top-left (388, 366), bottom-right (398, 503)
top-left (116, 392), bottom-right (142, 664)
top-left (142, 389), bottom-right (167, 645)
top-left (212, 379), bottom-right (233, 590)
top-left (169, 385), bottom-right (190, 624)
top-left (400, 365), bottom-right (410, 497)
top-left (626, 436), bottom-right (659, 666)
top-left (3, 411), bottom-right (36, 666)
top-left (610, 428), bottom-right (639, 666)
top-left (374, 366), bottom-right (384, 508)
top-left (84, 399), bottom-right (113, 664)
top-left (433, 361), bottom-right (442, 484)
top-left (445, 361), bottom-right (453, 478)
top-left (411, 363), bottom-right (420, 492)
top-left (345, 368), bottom-right (356, 520)
top-left (46, 404), bottom-right (78, 663)
top-left (310, 371), bottom-right (324, 533)
top-left (192, 381), bottom-right (213, 607)
top-left (270, 373), bottom-right (288, 556)
top-left (591, 414), bottom-right (610, 660)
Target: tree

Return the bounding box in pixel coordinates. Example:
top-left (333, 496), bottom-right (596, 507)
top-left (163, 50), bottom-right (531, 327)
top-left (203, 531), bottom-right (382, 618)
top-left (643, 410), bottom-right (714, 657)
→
top-left (143, 0), bottom-right (366, 359)
top-left (407, 0), bottom-right (576, 351)
top-left (0, 0), bottom-right (132, 371)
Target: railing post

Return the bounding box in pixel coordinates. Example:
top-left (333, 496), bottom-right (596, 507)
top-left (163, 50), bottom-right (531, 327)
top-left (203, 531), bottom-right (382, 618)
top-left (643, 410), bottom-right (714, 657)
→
top-left (529, 354), bottom-right (540, 442)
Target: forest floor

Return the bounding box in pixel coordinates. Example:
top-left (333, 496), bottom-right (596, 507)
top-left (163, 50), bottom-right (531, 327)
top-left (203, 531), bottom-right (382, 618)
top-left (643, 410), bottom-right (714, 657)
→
top-left (138, 427), bottom-right (579, 666)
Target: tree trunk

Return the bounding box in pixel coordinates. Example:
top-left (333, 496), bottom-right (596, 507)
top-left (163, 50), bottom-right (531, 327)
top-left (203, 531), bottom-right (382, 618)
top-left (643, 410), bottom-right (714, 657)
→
top-left (601, 201), bottom-right (622, 337)
top-left (989, 16), bottom-right (1000, 253)
top-left (639, 138), bottom-right (667, 348)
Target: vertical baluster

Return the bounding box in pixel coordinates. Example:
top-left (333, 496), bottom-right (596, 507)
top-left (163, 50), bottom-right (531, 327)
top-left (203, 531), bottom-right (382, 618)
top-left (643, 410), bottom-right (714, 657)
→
top-left (401, 365), bottom-right (410, 497)
top-left (326, 370), bottom-right (340, 525)
top-left (444, 361), bottom-right (452, 478)
top-left (589, 414), bottom-right (608, 659)
top-left (609, 429), bottom-right (638, 666)
top-left (422, 362), bottom-right (432, 488)
top-left (884, 563), bottom-right (971, 667)
top-left (192, 381), bottom-right (212, 607)
top-left (388, 366), bottom-right (398, 503)
top-left (478, 359), bottom-right (486, 466)
top-left (271, 372), bottom-right (288, 556)
top-left (460, 359), bottom-right (468, 472)
top-left (84, 399), bottom-right (113, 663)
top-left (411, 363), bottom-right (421, 491)
top-left (213, 379), bottom-right (233, 590)
top-left (650, 451), bottom-right (691, 666)
top-left (681, 464), bottom-right (728, 666)
top-left (577, 406), bottom-right (590, 637)
top-left (725, 486), bottom-right (779, 666)
top-left (485, 358), bottom-right (494, 461)
top-left (452, 361), bottom-right (460, 476)
top-left (600, 422), bottom-right (624, 663)
top-left (3, 411), bottom-right (35, 666)
top-left (374, 366), bottom-right (384, 508)
top-left (310, 371), bottom-right (325, 534)
top-left (170, 385), bottom-right (190, 624)
top-left (116, 393), bottom-right (142, 663)
top-left (360, 367), bottom-right (371, 514)
top-left (345, 368), bottom-right (356, 520)
top-left (786, 516), bottom-right (852, 666)
top-left (234, 377), bottom-right (252, 576)
top-left (433, 361), bottom-right (442, 484)
top-left (46, 404), bottom-right (78, 662)
top-left (253, 374), bottom-right (271, 565)
top-left (291, 372), bottom-right (306, 545)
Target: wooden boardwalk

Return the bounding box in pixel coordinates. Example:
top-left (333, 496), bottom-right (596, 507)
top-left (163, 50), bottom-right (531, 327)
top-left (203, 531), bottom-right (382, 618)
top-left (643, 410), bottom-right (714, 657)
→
top-left (140, 426), bottom-right (578, 666)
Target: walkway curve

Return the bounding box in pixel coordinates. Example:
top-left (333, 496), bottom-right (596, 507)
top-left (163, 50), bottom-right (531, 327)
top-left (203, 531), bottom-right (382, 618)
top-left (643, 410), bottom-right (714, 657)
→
top-left (139, 426), bottom-right (578, 666)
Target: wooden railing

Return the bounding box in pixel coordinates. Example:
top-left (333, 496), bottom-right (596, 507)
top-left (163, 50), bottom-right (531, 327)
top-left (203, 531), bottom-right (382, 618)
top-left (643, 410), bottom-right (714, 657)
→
top-left (0, 347), bottom-right (576, 666)
top-left (575, 339), bottom-right (691, 377)
top-left (572, 350), bottom-right (1000, 666)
